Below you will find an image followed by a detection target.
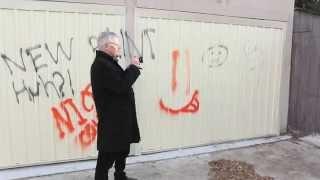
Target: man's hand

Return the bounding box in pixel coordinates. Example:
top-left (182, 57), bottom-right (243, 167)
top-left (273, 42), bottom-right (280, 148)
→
top-left (131, 56), bottom-right (142, 69)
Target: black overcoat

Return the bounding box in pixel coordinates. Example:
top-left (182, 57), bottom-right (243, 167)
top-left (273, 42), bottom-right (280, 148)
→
top-left (91, 50), bottom-right (141, 152)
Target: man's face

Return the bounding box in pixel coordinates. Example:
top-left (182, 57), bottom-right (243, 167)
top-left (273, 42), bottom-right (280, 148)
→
top-left (104, 37), bottom-right (122, 59)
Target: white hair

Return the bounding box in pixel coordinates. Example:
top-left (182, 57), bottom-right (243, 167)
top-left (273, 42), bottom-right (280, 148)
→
top-left (97, 31), bottom-right (119, 51)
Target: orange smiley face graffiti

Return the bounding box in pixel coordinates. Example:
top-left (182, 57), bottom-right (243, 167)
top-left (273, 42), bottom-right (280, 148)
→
top-left (159, 49), bottom-right (200, 115)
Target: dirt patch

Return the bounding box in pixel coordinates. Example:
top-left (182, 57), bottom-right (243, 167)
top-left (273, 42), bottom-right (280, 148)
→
top-left (208, 159), bottom-right (274, 180)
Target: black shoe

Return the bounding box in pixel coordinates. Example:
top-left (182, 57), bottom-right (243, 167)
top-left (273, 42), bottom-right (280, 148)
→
top-left (125, 177), bottom-right (138, 180)
top-left (121, 177), bottom-right (137, 180)
top-left (114, 172), bottom-right (138, 180)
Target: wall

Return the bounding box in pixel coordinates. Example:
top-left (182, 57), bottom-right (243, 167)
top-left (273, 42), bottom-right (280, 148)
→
top-left (30, 0), bottom-right (295, 133)
top-left (0, 0), bottom-right (294, 168)
top-left (136, 0), bottom-right (291, 21)
top-left (135, 16), bottom-right (284, 152)
top-left (0, 1), bottom-right (126, 168)
top-left (288, 11), bottom-right (320, 134)
top-left (32, 0), bottom-right (296, 134)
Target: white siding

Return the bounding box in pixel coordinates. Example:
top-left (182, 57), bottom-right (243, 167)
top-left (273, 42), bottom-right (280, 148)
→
top-left (0, 4), bottom-right (125, 168)
top-left (0, 0), bottom-right (288, 168)
top-left (135, 17), bottom-right (284, 153)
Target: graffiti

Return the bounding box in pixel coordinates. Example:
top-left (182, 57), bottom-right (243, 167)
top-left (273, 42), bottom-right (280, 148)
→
top-left (121, 28), bottom-right (156, 62)
top-left (244, 43), bottom-right (262, 70)
top-left (25, 44), bottom-right (47, 73)
top-left (202, 44), bottom-right (229, 68)
top-left (141, 28), bottom-right (156, 60)
top-left (51, 83), bottom-right (97, 150)
top-left (44, 38), bottom-right (73, 64)
top-left (0, 38), bottom-right (75, 104)
top-left (159, 90), bottom-right (200, 115)
top-left (12, 80), bottom-right (32, 103)
top-left (170, 49), bottom-right (191, 95)
top-left (88, 28), bottom-right (156, 63)
top-left (185, 50), bottom-right (191, 95)
top-left (159, 49), bottom-right (200, 115)
top-left (0, 31), bottom-right (152, 148)
top-left (171, 50), bottom-right (179, 93)
top-left (0, 49), bottom-right (27, 75)
top-left (11, 70), bottom-right (73, 104)
top-left (11, 69), bottom-right (74, 104)
top-left (120, 29), bottom-right (142, 60)
top-left (51, 98), bottom-right (76, 139)
top-left (88, 36), bottom-right (97, 52)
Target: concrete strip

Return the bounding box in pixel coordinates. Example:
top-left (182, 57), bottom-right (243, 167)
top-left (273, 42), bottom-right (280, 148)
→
top-left (300, 134), bottom-right (320, 147)
top-left (0, 135), bottom-right (291, 179)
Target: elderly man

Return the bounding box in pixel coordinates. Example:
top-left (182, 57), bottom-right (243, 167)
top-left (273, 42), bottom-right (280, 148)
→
top-left (91, 31), bottom-right (141, 180)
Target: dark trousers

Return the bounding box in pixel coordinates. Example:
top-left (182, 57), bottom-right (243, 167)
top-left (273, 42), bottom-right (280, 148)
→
top-left (95, 150), bottom-right (129, 180)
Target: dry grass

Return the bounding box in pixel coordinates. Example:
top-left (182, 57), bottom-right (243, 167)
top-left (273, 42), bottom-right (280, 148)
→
top-left (208, 159), bottom-right (274, 180)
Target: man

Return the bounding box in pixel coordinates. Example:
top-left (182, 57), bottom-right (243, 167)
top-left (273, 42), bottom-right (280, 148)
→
top-left (91, 31), bottom-right (141, 180)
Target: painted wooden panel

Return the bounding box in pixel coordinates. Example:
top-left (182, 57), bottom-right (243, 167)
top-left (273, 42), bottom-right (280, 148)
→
top-left (288, 11), bottom-right (320, 134)
top-left (135, 17), bottom-right (284, 153)
top-left (0, 1), bottom-right (286, 168)
top-left (0, 5), bottom-right (125, 168)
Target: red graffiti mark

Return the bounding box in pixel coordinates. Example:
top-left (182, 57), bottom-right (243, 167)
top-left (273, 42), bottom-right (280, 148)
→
top-left (159, 90), bottom-right (199, 115)
top-left (172, 50), bottom-right (179, 93)
top-left (52, 98), bottom-right (87, 138)
top-left (78, 120), bottom-right (97, 149)
top-left (185, 50), bottom-right (191, 95)
top-left (51, 100), bottom-right (75, 139)
top-left (51, 83), bottom-right (98, 150)
top-left (159, 49), bottom-right (200, 116)
top-left (81, 84), bottom-right (94, 112)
